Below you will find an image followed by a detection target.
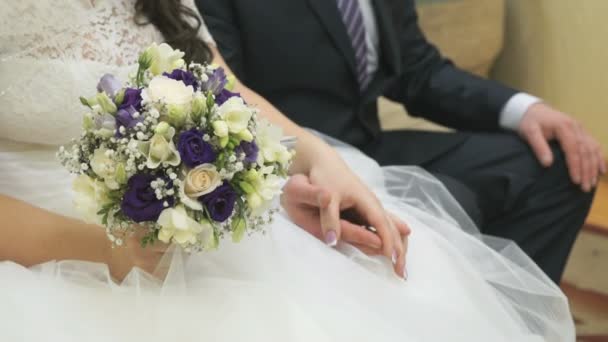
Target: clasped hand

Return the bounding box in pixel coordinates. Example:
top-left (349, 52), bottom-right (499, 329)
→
top-left (281, 147), bottom-right (410, 279)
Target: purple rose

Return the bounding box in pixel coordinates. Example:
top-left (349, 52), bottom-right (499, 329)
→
top-left (97, 74), bottom-right (122, 97)
top-left (201, 67), bottom-right (227, 95)
top-left (119, 88), bottom-right (143, 112)
top-left (121, 174), bottom-right (174, 223)
top-left (200, 183), bottom-right (237, 222)
top-left (215, 89), bottom-right (241, 106)
top-left (163, 69), bottom-right (198, 90)
top-left (235, 141), bottom-right (259, 163)
top-left (177, 129), bottom-right (216, 168)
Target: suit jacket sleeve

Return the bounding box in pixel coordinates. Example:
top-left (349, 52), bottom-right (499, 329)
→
top-left (382, 0), bottom-right (518, 131)
top-left (195, 0), bottom-right (245, 78)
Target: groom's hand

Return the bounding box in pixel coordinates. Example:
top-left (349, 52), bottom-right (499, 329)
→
top-left (519, 103), bottom-right (606, 192)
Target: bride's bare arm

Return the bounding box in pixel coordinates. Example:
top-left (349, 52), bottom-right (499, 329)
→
top-left (0, 194), bottom-right (111, 265)
top-left (210, 47), bottom-right (409, 277)
top-left (209, 47), bottom-right (327, 175)
top-left (0, 194), bottom-right (153, 280)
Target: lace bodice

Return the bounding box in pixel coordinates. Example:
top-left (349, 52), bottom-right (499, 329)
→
top-left (0, 0), bottom-right (214, 146)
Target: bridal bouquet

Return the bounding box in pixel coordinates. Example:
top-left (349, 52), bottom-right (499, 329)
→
top-left (58, 43), bottom-right (294, 251)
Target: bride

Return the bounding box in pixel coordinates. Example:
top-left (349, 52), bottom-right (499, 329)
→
top-left (0, 0), bottom-right (574, 341)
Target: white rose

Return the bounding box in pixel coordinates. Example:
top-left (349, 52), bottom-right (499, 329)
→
top-left (90, 147), bottom-right (120, 190)
top-left (157, 205), bottom-right (213, 246)
top-left (217, 97), bottom-right (252, 134)
top-left (178, 165), bottom-right (222, 211)
top-left (72, 174), bottom-right (110, 224)
top-left (184, 164), bottom-right (222, 198)
top-left (143, 77), bottom-right (194, 127)
top-left (145, 43), bottom-right (185, 76)
top-left (255, 119), bottom-right (292, 167)
top-left (145, 77), bottom-right (194, 106)
top-left (138, 127), bottom-right (181, 169)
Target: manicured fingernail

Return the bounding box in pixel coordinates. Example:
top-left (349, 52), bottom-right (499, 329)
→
top-left (403, 267), bottom-right (408, 281)
top-left (325, 230), bottom-right (337, 247)
top-left (592, 178), bottom-right (598, 187)
top-left (583, 183), bottom-right (591, 193)
top-left (392, 250), bottom-right (398, 265)
top-left (542, 155), bottom-right (552, 166)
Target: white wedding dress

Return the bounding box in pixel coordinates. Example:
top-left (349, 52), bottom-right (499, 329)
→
top-left (0, 1), bottom-right (575, 341)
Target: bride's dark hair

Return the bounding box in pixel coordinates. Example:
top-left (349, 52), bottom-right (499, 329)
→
top-left (134, 0), bottom-right (213, 64)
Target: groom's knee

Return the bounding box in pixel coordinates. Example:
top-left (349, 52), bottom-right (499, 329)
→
top-left (546, 142), bottom-right (595, 214)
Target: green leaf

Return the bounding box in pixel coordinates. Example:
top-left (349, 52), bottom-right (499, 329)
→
top-left (238, 181), bottom-right (255, 194)
top-left (231, 215), bottom-right (247, 243)
top-left (80, 96), bottom-right (92, 108)
top-left (101, 212), bottom-right (109, 226)
top-left (114, 89), bottom-right (126, 107)
top-left (206, 92), bottom-right (215, 110)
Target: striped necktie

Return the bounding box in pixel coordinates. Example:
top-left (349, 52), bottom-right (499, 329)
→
top-left (336, 0), bottom-right (371, 91)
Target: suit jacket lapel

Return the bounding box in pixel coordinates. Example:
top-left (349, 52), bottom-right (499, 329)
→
top-left (306, 0), bottom-right (357, 78)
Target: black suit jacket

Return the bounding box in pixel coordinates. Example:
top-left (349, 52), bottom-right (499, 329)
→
top-left (197, 0), bottom-right (518, 162)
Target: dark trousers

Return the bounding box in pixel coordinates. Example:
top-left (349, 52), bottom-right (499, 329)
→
top-left (364, 131), bottom-right (595, 283)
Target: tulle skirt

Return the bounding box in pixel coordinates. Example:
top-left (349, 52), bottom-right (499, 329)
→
top-left (0, 138), bottom-right (575, 341)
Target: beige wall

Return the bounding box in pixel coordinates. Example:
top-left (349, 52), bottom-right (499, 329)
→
top-left (492, 0), bottom-right (608, 153)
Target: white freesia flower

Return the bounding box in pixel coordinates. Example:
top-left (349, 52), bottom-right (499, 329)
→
top-left (90, 147), bottom-right (121, 190)
top-left (243, 169), bottom-right (283, 212)
top-left (255, 119), bottom-right (292, 167)
top-left (72, 174), bottom-right (110, 224)
top-left (236, 129), bottom-right (254, 142)
top-left (145, 43), bottom-right (185, 75)
top-left (95, 92), bottom-right (117, 114)
top-left (217, 97), bottom-right (252, 134)
top-left (138, 126), bottom-right (181, 169)
top-left (212, 120), bottom-right (229, 137)
top-left (157, 205), bottom-right (213, 246)
top-left (191, 92), bottom-right (207, 122)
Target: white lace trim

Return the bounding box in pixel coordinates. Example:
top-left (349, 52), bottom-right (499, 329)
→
top-left (0, 0), bottom-right (214, 145)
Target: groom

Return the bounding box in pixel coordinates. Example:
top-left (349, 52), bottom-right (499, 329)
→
top-left (196, 0), bottom-right (602, 283)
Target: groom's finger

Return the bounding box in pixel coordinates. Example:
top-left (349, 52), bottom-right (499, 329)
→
top-left (403, 234), bottom-right (409, 278)
top-left (388, 212), bottom-right (411, 237)
top-left (359, 200), bottom-right (395, 270)
top-left (340, 219), bottom-right (382, 249)
top-left (388, 217), bottom-right (406, 278)
top-left (525, 124), bottom-right (554, 168)
top-left (350, 243), bottom-right (382, 256)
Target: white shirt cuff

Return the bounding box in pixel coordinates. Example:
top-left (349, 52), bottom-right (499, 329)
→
top-left (499, 93), bottom-right (542, 131)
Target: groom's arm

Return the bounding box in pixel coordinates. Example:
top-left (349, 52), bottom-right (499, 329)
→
top-left (382, 0), bottom-right (522, 131)
top-left (195, 0), bottom-right (245, 78)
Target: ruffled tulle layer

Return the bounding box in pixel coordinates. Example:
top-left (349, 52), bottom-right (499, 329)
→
top-left (0, 139), bottom-right (574, 341)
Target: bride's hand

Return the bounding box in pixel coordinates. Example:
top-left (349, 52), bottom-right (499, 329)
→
top-left (107, 229), bottom-right (169, 281)
top-left (283, 163), bottom-right (411, 278)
